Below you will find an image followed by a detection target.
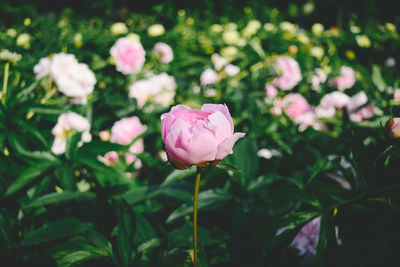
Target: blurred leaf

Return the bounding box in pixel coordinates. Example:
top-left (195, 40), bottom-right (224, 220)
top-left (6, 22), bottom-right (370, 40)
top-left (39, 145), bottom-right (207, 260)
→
top-left (8, 134), bottom-right (57, 162)
top-left (55, 167), bottom-right (76, 191)
top-left (5, 159), bottom-right (60, 197)
top-left (116, 199), bottom-right (136, 266)
top-left (24, 191), bottom-right (95, 208)
top-left (372, 65), bottom-right (386, 92)
top-left (91, 54), bottom-right (107, 70)
top-left (65, 133), bottom-right (82, 160)
top-left (249, 38), bottom-right (266, 58)
top-left (134, 212), bottom-right (157, 244)
top-left (233, 138), bottom-right (258, 187)
top-left (166, 189), bottom-right (232, 223)
top-left (161, 167), bottom-right (196, 186)
top-left (137, 238), bottom-right (162, 253)
top-left (15, 80), bottom-right (40, 101)
top-left (57, 250), bottom-right (104, 267)
top-left (12, 119), bottom-right (48, 146)
top-left (21, 217), bottom-right (93, 246)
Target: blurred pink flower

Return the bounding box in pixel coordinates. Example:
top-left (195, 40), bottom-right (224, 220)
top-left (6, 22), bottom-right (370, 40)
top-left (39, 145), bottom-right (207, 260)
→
top-left (394, 89), bottom-right (400, 101)
top-left (129, 73), bottom-right (177, 108)
top-left (291, 217), bottom-right (321, 255)
top-left (346, 92), bottom-right (374, 122)
top-left (282, 93), bottom-right (313, 120)
top-left (154, 42), bottom-right (174, 64)
top-left (110, 37), bottom-right (146, 74)
top-left (110, 116), bottom-right (146, 146)
top-left (161, 104), bottom-right (245, 169)
top-left (272, 56), bottom-right (302, 90)
top-left (265, 84), bottom-right (278, 98)
top-left (329, 66), bottom-right (356, 91)
top-left (225, 64), bottom-right (240, 76)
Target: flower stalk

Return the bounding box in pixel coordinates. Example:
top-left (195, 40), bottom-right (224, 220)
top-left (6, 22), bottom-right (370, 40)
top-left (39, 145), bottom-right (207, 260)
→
top-left (2, 62), bottom-right (10, 106)
top-left (193, 167), bottom-right (202, 267)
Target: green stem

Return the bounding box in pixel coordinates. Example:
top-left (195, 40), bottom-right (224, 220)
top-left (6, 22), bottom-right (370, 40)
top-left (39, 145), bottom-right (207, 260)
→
top-left (193, 167), bottom-right (202, 267)
top-left (2, 62), bottom-right (10, 106)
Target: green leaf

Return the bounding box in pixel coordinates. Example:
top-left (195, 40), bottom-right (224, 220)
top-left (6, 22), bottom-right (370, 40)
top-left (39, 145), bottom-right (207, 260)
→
top-left (166, 189), bottom-right (232, 223)
top-left (12, 119), bottom-right (48, 146)
top-left (24, 191), bottom-right (96, 208)
top-left (269, 211), bottom-right (320, 231)
top-left (161, 167), bottom-right (196, 186)
top-left (7, 133), bottom-right (58, 162)
top-left (55, 167), bottom-right (76, 191)
top-left (249, 38), bottom-right (266, 58)
top-left (21, 217), bottom-right (93, 246)
top-left (57, 250), bottom-right (103, 267)
top-left (371, 65), bottom-right (386, 92)
top-left (137, 238), bottom-right (162, 253)
top-left (233, 138), bottom-right (258, 187)
top-left (91, 54), bottom-right (107, 70)
top-left (134, 212), bottom-right (157, 244)
top-left (15, 80), bottom-right (40, 101)
top-left (5, 159), bottom-right (60, 197)
top-left (65, 133), bottom-right (82, 160)
top-left (116, 199), bottom-right (136, 266)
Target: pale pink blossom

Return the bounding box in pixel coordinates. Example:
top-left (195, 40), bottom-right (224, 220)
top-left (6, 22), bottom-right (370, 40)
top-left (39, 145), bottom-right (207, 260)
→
top-left (320, 91), bottom-right (350, 109)
top-left (49, 53), bottom-right (96, 98)
top-left (99, 130), bottom-right (111, 141)
top-left (200, 68), bottom-right (218, 85)
top-left (161, 104), bottom-right (245, 169)
top-left (33, 57), bottom-right (51, 79)
top-left (272, 56), bottom-right (302, 90)
top-left (129, 73), bottom-right (177, 108)
top-left (154, 42), bottom-right (173, 64)
top-left (394, 89), bottom-right (400, 101)
top-left (51, 112), bottom-right (91, 155)
top-left (110, 37), bottom-right (146, 74)
top-left (265, 84), bottom-right (278, 98)
top-left (346, 92), bottom-right (374, 122)
top-left (110, 116), bottom-right (146, 146)
top-left (329, 66), bottom-right (356, 91)
top-left (281, 93), bottom-right (313, 120)
top-left (225, 64), bottom-right (240, 76)
top-left (211, 53), bottom-right (228, 71)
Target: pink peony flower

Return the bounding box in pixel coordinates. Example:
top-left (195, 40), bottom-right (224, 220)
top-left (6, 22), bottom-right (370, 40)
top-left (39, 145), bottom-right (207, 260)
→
top-left (329, 66), bottom-right (356, 91)
top-left (110, 116), bottom-right (146, 146)
top-left (154, 42), bottom-right (174, 64)
top-left (265, 84), bottom-right (278, 98)
top-left (394, 89), bottom-right (400, 101)
top-left (104, 151), bottom-right (119, 165)
top-left (49, 53), bottom-right (96, 98)
top-left (51, 112), bottom-right (91, 155)
top-left (200, 68), bottom-right (218, 85)
top-left (281, 93), bottom-right (313, 120)
top-left (161, 104), bottom-right (245, 169)
top-left (272, 56), bottom-right (302, 90)
top-left (319, 91), bottom-right (350, 109)
top-left (346, 92), bottom-right (374, 122)
top-left (110, 37), bottom-right (146, 74)
top-left (129, 73), bottom-right (177, 108)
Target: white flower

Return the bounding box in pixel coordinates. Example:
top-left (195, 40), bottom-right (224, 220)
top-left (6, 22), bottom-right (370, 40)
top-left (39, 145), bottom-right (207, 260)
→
top-left (16, 33), bottom-right (30, 49)
top-left (225, 64), bottom-right (240, 76)
top-left (310, 46), bottom-right (324, 59)
top-left (355, 35), bottom-right (371, 48)
top-left (33, 57), bottom-right (51, 79)
top-left (211, 53), bottom-right (228, 71)
top-left (148, 24), bottom-right (165, 37)
top-left (110, 22), bottom-right (128, 35)
top-left (222, 30), bottom-right (240, 44)
top-left (49, 53), bottom-right (96, 98)
top-left (51, 112), bottom-right (91, 155)
top-left (311, 23), bottom-right (324, 35)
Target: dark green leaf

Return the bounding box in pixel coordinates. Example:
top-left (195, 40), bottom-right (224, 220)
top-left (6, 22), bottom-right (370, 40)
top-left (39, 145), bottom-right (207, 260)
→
top-left (24, 191), bottom-right (96, 208)
top-left (5, 160), bottom-right (60, 197)
top-left (21, 217), bottom-right (93, 246)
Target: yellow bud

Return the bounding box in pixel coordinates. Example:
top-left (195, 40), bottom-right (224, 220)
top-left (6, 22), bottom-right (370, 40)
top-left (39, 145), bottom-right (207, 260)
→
top-left (24, 18), bottom-right (31, 26)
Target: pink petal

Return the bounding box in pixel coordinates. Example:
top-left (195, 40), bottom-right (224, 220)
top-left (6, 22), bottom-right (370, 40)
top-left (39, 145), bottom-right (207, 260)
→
top-left (201, 104), bottom-right (234, 132)
top-left (207, 111), bottom-right (233, 143)
top-left (215, 132), bottom-right (246, 160)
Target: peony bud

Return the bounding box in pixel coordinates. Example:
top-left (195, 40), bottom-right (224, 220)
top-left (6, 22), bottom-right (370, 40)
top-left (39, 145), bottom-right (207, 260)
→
top-left (161, 104), bottom-right (245, 169)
